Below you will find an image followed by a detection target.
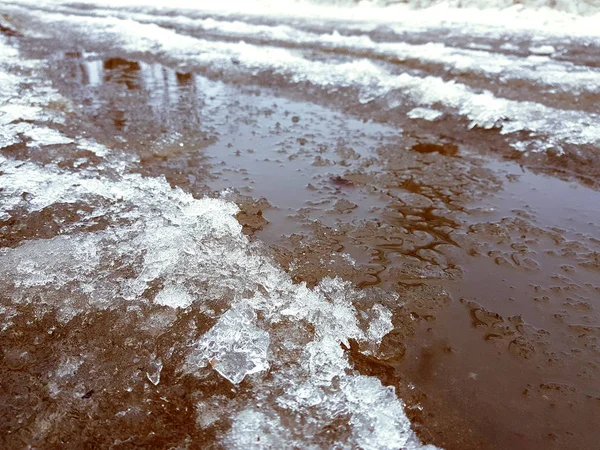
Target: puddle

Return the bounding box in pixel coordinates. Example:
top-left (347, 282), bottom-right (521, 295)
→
top-left (60, 52), bottom-right (600, 450)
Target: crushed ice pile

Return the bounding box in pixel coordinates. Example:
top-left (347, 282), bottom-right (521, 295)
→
top-left (0, 36), bottom-right (436, 448)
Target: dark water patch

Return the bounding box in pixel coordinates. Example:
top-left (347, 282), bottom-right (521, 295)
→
top-left (412, 142), bottom-right (459, 157)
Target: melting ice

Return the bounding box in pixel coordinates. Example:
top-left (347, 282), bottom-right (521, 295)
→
top-left (0, 35), bottom-right (435, 449)
top-left (0, 154), bottom-right (434, 448)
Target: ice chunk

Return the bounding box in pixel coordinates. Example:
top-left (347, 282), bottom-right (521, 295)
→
top-left (154, 284), bottom-right (194, 309)
top-left (146, 359), bottom-right (163, 386)
top-left (304, 337), bottom-right (350, 383)
top-left (363, 303), bottom-right (394, 352)
top-left (408, 107), bottom-right (443, 121)
top-left (224, 408), bottom-right (287, 450)
top-left (191, 303), bottom-right (270, 384)
top-left (0, 104), bottom-right (45, 125)
top-left (342, 376), bottom-right (413, 450)
top-left (77, 138), bottom-right (110, 157)
top-left (24, 126), bottom-right (74, 147)
top-left (529, 45), bottom-right (556, 55)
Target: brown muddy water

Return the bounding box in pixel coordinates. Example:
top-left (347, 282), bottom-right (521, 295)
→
top-left (1, 6), bottom-right (600, 450)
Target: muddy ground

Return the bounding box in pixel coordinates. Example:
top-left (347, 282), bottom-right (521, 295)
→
top-left (0, 10), bottom-right (599, 450)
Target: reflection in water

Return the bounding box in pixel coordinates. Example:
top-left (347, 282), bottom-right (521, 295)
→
top-left (67, 54), bottom-right (204, 137)
top-left (103, 58), bottom-right (141, 90)
top-left (56, 53), bottom-right (217, 195)
top-left (176, 71), bottom-right (193, 85)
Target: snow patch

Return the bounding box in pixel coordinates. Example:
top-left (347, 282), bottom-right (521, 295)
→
top-left (408, 107), bottom-right (444, 121)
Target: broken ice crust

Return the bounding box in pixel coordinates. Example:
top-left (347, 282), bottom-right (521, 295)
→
top-left (0, 158), bottom-right (431, 448)
top-left (189, 302), bottom-right (270, 385)
top-left (182, 260), bottom-right (427, 448)
top-left (0, 26), bottom-right (433, 450)
top-left (0, 155), bottom-right (431, 448)
top-left (0, 140), bottom-right (429, 448)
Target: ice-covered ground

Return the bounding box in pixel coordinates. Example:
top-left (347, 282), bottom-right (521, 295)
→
top-left (1, 0), bottom-right (599, 447)
top-left (0, 35), bottom-right (437, 448)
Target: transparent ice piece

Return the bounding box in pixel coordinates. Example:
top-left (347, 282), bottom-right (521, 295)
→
top-left (154, 284), bottom-right (194, 309)
top-left (194, 303), bottom-right (270, 384)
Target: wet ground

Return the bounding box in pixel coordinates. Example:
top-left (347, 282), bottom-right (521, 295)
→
top-left (1, 2), bottom-right (599, 449)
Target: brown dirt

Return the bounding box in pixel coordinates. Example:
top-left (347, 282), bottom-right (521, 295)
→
top-left (1, 28), bottom-right (599, 450)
